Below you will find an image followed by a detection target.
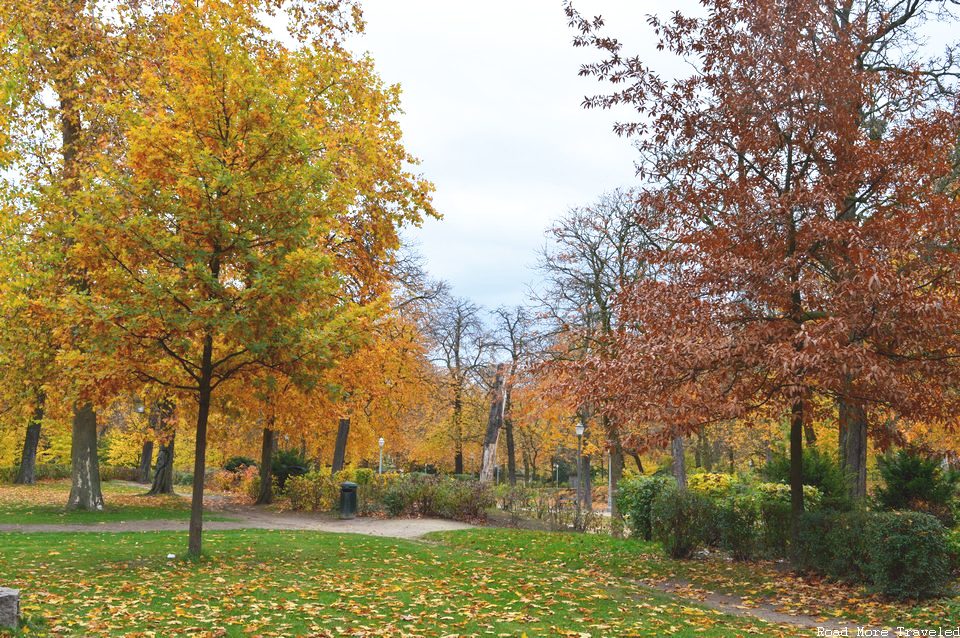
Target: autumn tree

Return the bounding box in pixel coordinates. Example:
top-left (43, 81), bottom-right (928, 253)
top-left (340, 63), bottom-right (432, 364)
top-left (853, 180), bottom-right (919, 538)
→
top-left (567, 0), bottom-right (960, 541)
top-left (85, 0), bottom-right (432, 556)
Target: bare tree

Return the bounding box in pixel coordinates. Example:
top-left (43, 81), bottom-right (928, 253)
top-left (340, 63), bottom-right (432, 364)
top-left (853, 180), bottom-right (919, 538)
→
top-left (427, 294), bottom-right (492, 473)
top-left (535, 188), bottom-right (660, 520)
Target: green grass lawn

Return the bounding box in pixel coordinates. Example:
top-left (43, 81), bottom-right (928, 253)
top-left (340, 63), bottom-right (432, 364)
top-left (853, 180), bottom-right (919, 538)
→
top-left (0, 529), bottom-right (802, 637)
top-left (427, 527), bottom-right (960, 629)
top-left (0, 481), bottom-right (235, 525)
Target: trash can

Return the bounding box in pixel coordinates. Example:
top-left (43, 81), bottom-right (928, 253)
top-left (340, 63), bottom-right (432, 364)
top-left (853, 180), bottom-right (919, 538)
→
top-left (339, 481), bottom-right (358, 519)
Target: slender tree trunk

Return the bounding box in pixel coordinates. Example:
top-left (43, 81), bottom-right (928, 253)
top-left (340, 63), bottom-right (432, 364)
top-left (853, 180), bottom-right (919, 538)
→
top-left (67, 403), bottom-right (103, 510)
top-left (838, 396), bottom-right (867, 500)
top-left (256, 424), bottom-right (276, 505)
top-left (631, 452), bottom-right (644, 474)
top-left (14, 392), bottom-right (45, 485)
top-left (147, 400), bottom-right (176, 495)
top-left (137, 440), bottom-right (154, 484)
top-left (480, 364), bottom-right (507, 483)
top-left (188, 336), bottom-right (214, 558)
top-left (671, 436), bottom-right (687, 489)
top-left (608, 427), bottom-right (625, 536)
top-left (803, 422), bottom-right (817, 446)
top-left (331, 418), bottom-right (350, 474)
top-left (789, 398), bottom-right (805, 549)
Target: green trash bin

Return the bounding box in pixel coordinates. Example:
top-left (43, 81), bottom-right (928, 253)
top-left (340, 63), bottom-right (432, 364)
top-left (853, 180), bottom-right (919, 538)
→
top-left (339, 481), bottom-right (358, 519)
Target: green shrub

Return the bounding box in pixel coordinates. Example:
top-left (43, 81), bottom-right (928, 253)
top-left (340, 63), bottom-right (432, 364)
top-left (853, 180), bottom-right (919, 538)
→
top-left (354, 468), bottom-right (375, 485)
top-left (795, 509), bottom-right (953, 600)
top-left (174, 471), bottom-right (193, 486)
top-left (617, 474), bottom-right (675, 541)
top-left (758, 500), bottom-right (792, 558)
top-left (272, 449), bottom-right (308, 491)
top-left (947, 529), bottom-right (960, 575)
top-left (754, 481), bottom-right (823, 510)
top-left (1, 463), bottom-right (74, 482)
top-left (224, 456), bottom-right (257, 473)
top-left (380, 474), bottom-right (493, 522)
top-left (876, 450), bottom-right (958, 526)
top-left (864, 511), bottom-right (951, 599)
top-left (718, 496), bottom-right (760, 561)
top-left (651, 487), bottom-right (713, 559)
top-left (762, 448), bottom-right (848, 504)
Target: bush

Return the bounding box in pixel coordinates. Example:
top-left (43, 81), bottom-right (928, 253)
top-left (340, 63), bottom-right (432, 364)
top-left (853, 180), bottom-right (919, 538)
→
top-left (100, 465), bottom-right (140, 482)
top-left (758, 500), bottom-right (792, 558)
top-left (272, 449), bottom-right (309, 491)
top-left (762, 448), bottom-right (848, 504)
top-left (224, 456), bottom-right (257, 473)
top-left (651, 487), bottom-right (713, 558)
top-left (796, 509), bottom-right (952, 600)
top-left (947, 529), bottom-right (960, 575)
top-left (380, 474), bottom-right (494, 522)
top-left (754, 482), bottom-right (823, 510)
top-left (876, 450), bottom-right (958, 526)
top-left (174, 471), bottom-right (193, 486)
top-left (354, 468), bottom-right (375, 486)
top-left (617, 474), bottom-right (675, 541)
top-left (1, 463), bottom-right (74, 483)
top-left (688, 473), bottom-right (735, 498)
top-left (718, 495), bottom-right (760, 561)
top-left (286, 471), bottom-right (338, 512)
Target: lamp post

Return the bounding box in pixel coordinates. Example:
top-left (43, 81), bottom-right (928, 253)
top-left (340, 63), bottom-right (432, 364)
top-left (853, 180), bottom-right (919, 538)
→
top-left (575, 421), bottom-right (585, 508)
top-left (608, 450), bottom-right (613, 513)
top-left (553, 462), bottom-right (559, 488)
top-left (378, 437), bottom-right (385, 474)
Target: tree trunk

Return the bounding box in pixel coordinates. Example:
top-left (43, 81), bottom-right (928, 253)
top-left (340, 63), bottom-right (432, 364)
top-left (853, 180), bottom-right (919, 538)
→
top-left (256, 425), bottom-right (276, 505)
top-left (147, 400), bottom-right (176, 495)
top-left (789, 398), bottom-right (805, 550)
top-left (608, 429), bottom-right (625, 536)
top-left (67, 403), bottom-right (104, 510)
top-left (331, 418), bottom-right (350, 474)
top-left (631, 452), bottom-right (644, 473)
top-left (580, 454), bottom-right (592, 511)
top-left (14, 392), bottom-right (45, 485)
top-left (148, 435), bottom-right (176, 495)
top-left (671, 436), bottom-right (687, 489)
top-left (137, 440), bottom-right (154, 484)
top-left (188, 336), bottom-right (214, 558)
top-left (453, 386), bottom-right (464, 474)
top-left (804, 422), bottom-right (817, 446)
top-left (504, 385), bottom-right (517, 486)
top-left (838, 397), bottom-right (867, 500)
top-left (480, 364), bottom-right (507, 483)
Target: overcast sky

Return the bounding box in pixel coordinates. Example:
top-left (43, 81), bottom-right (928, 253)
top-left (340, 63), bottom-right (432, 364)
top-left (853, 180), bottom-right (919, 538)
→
top-left (352, 1), bottom-right (667, 310)
top-left (352, 2), bottom-right (956, 311)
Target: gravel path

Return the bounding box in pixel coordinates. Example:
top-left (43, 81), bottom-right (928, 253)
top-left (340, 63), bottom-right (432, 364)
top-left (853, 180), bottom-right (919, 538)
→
top-left (0, 508), bottom-right (474, 539)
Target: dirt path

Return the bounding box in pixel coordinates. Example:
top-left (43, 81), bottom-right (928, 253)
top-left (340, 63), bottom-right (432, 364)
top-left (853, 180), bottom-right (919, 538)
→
top-left (0, 508), bottom-right (474, 539)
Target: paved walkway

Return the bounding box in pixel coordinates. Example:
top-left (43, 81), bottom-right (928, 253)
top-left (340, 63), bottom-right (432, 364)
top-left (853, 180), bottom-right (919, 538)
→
top-left (0, 508), bottom-right (474, 539)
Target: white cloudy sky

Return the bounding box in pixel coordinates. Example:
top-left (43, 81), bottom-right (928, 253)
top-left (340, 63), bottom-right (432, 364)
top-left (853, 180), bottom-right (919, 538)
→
top-left (351, 1), bottom-right (956, 310)
top-left (351, 1), bottom-right (671, 310)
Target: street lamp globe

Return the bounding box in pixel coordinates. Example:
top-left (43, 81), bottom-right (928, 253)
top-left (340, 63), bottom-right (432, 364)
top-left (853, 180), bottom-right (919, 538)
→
top-left (378, 437), bottom-right (385, 449)
top-left (575, 421), bottom-right (585, 438)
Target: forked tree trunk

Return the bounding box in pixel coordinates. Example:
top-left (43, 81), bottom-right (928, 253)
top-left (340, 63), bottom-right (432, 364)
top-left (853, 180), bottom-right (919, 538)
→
top-left (137, 440), bottom-right (154, 484)
top-left (609, 430), bottom-right (625, 536)
top-left (256, 424), bottom-right (276, 505)
top-left (480, 364), bottom-right (508, 483)
top-left (838, 396), bottom-right (867, 499)
top-left (148, 436), bottom-right (176, 495)
top-left (671, 436), bottom-right (687, 489)
top-left (14, 392), bottom-right (45, 485)
top-left (331, 418), bottom-right (350, 474)
top-left (67, 402), bottom-right (104, 510)
top-left (147, 400), bottom-right (176, 495)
